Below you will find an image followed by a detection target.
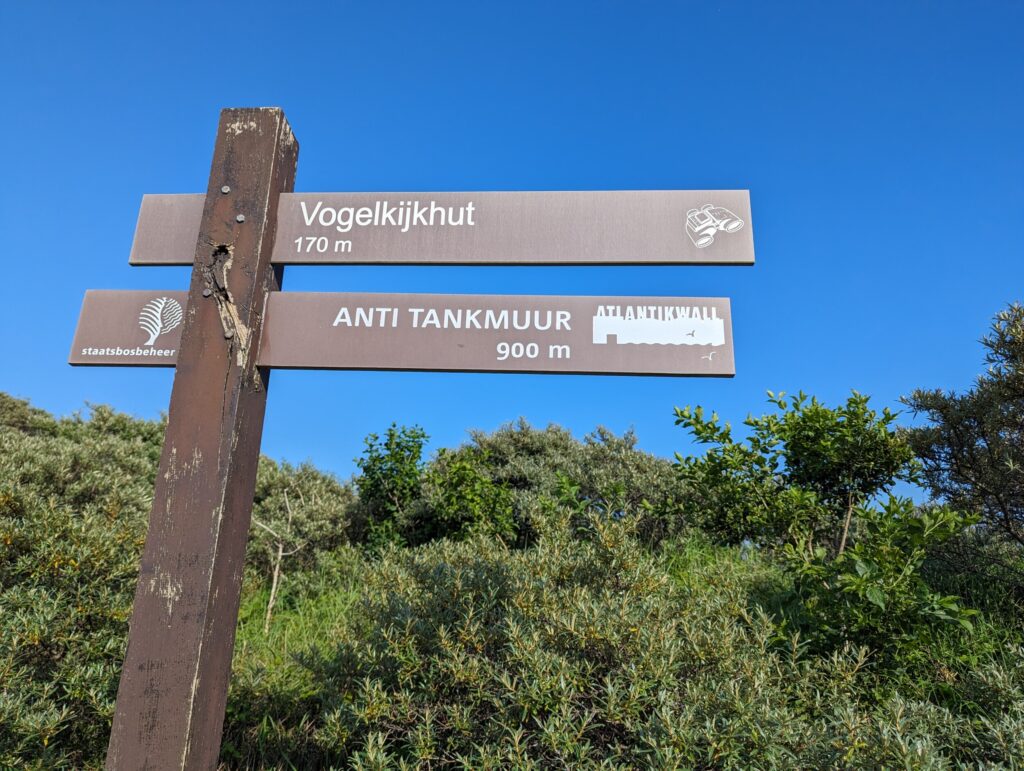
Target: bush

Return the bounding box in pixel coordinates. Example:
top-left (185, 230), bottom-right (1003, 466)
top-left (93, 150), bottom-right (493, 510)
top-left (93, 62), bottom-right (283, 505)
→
top-left (250, 458), bottom-right (355, 580)
top-left (5, 392), bottom-right (1024, 768)
top-left (350, 420), bottom-right (682, 549)
top-left (0, 400), bottom-right (156, 767)
top-left (0, 394), bottom-right (353, 768)
top-left (248, 457), bottom-right (355, 632)
top-left (222, 510), bottom-right (1024, 768)
top-left (416, 448), bottom-right (516, 544)
top-left (922, 528), bottom-right (1024, 616)
top-left (675, 391), bottom-right (917, 553)
top-left (782, 498), bottom-right (979, 655)
top-left (904, 302), bottom-right (1024, 598)
top-left (351, 424), bottom-right (428, 549)
top-left (449, 420), bottom-right (687, 545)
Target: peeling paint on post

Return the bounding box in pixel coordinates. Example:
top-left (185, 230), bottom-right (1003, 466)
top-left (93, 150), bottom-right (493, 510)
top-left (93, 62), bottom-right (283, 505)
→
top-left (105, 108), bottom-right (297, 770)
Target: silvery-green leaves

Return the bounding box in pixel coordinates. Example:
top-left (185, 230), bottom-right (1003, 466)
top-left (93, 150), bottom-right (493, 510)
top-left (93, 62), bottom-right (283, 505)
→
top-left (138, 296), bottom-right (183, 346)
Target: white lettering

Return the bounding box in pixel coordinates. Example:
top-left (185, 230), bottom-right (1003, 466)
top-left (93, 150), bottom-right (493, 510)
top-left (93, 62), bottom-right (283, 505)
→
top-left (485, 309), bottom-right (508, 329)
top-left (422, 309), bottom-right (441, 328)
top-left (300, 200), bottom-right (323, 226)
top-left (443, 308), bottom-right (462, 328)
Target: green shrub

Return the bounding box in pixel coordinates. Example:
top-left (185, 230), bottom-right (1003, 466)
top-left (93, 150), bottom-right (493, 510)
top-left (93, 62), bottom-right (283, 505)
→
top-left (782, 498), bottom-right (979, 656)
top-left (299, 510), bottom-right (761, 767)
top-left (248, 457), bottom-right (355, 632)
top-left (922, 528), bottom-right (1024, 619)
top-left (350, 420), bottom-right (681, 549)
top-left (351, 424), bottom-right (428, 549)
top-left (223, 510), bottom-right (1024, 768)
top-left (904, 302), bottom-right (1024, 599)
top-left (0, 395), bottom-right (353, 768)
top-left (416, 448), bottom-right (516, 544)
top-left (5, 392), bottom-right (1024, 768)
top-left (673, 392), bottom-right (993, 683)
top-left (250, 458), bottom-right (355, 579)
top-left (0, 401), bottom-right (155, 768)
top-left (0, 392), bottom-right (60, 436)
top-left (675, 391), bottom-right (917, 553)
top-left (449, 420), bottom-right (687, 545)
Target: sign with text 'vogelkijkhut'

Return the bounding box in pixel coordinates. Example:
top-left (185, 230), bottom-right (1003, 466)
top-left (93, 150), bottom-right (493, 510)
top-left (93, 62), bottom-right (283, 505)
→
top-left (71, 107), bottom-right (753, 770)
top-left (128, 190), bottom-right (754, 265)
top-left (71, 290), bottom-right (735, 375)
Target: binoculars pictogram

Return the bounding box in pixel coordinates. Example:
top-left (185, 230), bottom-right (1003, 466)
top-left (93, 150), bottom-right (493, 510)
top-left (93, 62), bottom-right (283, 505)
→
top-left (685, 204), bottom-right (744, 248)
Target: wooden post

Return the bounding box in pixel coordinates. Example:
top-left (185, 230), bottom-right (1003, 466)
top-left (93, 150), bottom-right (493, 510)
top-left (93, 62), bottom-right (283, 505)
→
top-left (106, 108), bottom-right (298, 770)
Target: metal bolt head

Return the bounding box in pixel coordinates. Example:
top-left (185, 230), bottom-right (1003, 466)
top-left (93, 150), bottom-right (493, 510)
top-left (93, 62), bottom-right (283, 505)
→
top-left (220, 185), bottom-right (231, 194)
top-left (202, 288), bottom-right (212, 297)
top-left (235, 214), bottom-right (245, 223)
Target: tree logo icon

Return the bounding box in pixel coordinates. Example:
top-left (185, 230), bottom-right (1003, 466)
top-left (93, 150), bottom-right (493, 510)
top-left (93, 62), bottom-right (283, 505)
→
top-left (685, 204), bottom-right (745, 249)
top-left (139, 296), bottom-right (184, 346)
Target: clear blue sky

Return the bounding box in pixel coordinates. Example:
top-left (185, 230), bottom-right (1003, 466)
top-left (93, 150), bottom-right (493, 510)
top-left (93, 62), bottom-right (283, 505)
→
top-left (2, 1), bottom-right (1021, 483)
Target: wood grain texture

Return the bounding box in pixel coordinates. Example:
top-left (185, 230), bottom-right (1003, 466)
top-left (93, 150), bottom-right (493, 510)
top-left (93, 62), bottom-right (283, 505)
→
top-left (106, 108), bottom-right (297, 770)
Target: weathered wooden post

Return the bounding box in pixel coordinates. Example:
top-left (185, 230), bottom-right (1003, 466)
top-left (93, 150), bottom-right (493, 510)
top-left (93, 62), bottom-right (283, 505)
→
top-left (105, 107), bottom-right (297, 769)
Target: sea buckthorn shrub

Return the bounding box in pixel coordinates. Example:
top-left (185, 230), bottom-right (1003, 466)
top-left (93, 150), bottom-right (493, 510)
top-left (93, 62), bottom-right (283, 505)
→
top-left (347, 420), bottom-right (684, 550)
top-left (224, 512), bottom-right (1023, 769)
top-left (4, 392), bottom-right (1024, 768)
top-left (0, 394), bottom-right (352, 768)
top-left (250, 457), bottom-right (355, 577)
top-left (0, 396), bottom-right (157, 767)
top-left (450, 420), bottom-right (688, 545)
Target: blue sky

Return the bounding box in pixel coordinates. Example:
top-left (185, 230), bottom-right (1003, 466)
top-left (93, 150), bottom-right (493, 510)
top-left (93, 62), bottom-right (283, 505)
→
top-left (1, 1), bottom-right (1021, 484)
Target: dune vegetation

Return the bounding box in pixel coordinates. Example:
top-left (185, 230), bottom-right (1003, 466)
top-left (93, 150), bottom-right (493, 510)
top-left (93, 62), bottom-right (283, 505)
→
top-left (2, 305), bottom-right (1022, 769)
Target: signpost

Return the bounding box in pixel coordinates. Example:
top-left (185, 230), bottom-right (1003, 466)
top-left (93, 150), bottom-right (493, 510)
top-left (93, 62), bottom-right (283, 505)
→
top-left (70, 107), bottom-right (754, 769)
top-left (129, 190), bottom-right (754, 265)
top-left (72, 290), bottom-right (736, 376)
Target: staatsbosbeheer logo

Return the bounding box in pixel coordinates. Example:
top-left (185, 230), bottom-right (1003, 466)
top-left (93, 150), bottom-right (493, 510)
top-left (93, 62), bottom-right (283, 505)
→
top-left (139, 297), bottom-right (184, 345)
top-left (685, 204), bottom-right (745, 249)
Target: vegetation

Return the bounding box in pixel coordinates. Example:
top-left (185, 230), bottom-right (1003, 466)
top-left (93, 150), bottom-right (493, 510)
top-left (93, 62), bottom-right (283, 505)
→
top-left (0, 395), bottom-right (351, 768)
top-left (2, 303), bottom-right (1023, 768)
top-left (226, 519), bottom-right (1024, 768)
top-left (672, 391), bottom-right (978, 661)
top-left (673, 390), bottom-right (917, 553)
top-left (904, 302), bottom-right (1024, 603)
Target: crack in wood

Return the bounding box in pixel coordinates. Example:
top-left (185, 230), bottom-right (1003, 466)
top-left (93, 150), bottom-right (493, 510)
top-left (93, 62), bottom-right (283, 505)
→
top-left (201, 245), bottom-right (251, 367)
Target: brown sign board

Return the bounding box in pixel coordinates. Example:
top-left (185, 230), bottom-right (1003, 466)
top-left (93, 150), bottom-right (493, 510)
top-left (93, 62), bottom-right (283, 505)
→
top-left (71, 290), bottom-right (735, 376)
top-left (70, 290), bottom-right (188, 365)
top-left (128, 190), bottom-right (755, 266)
